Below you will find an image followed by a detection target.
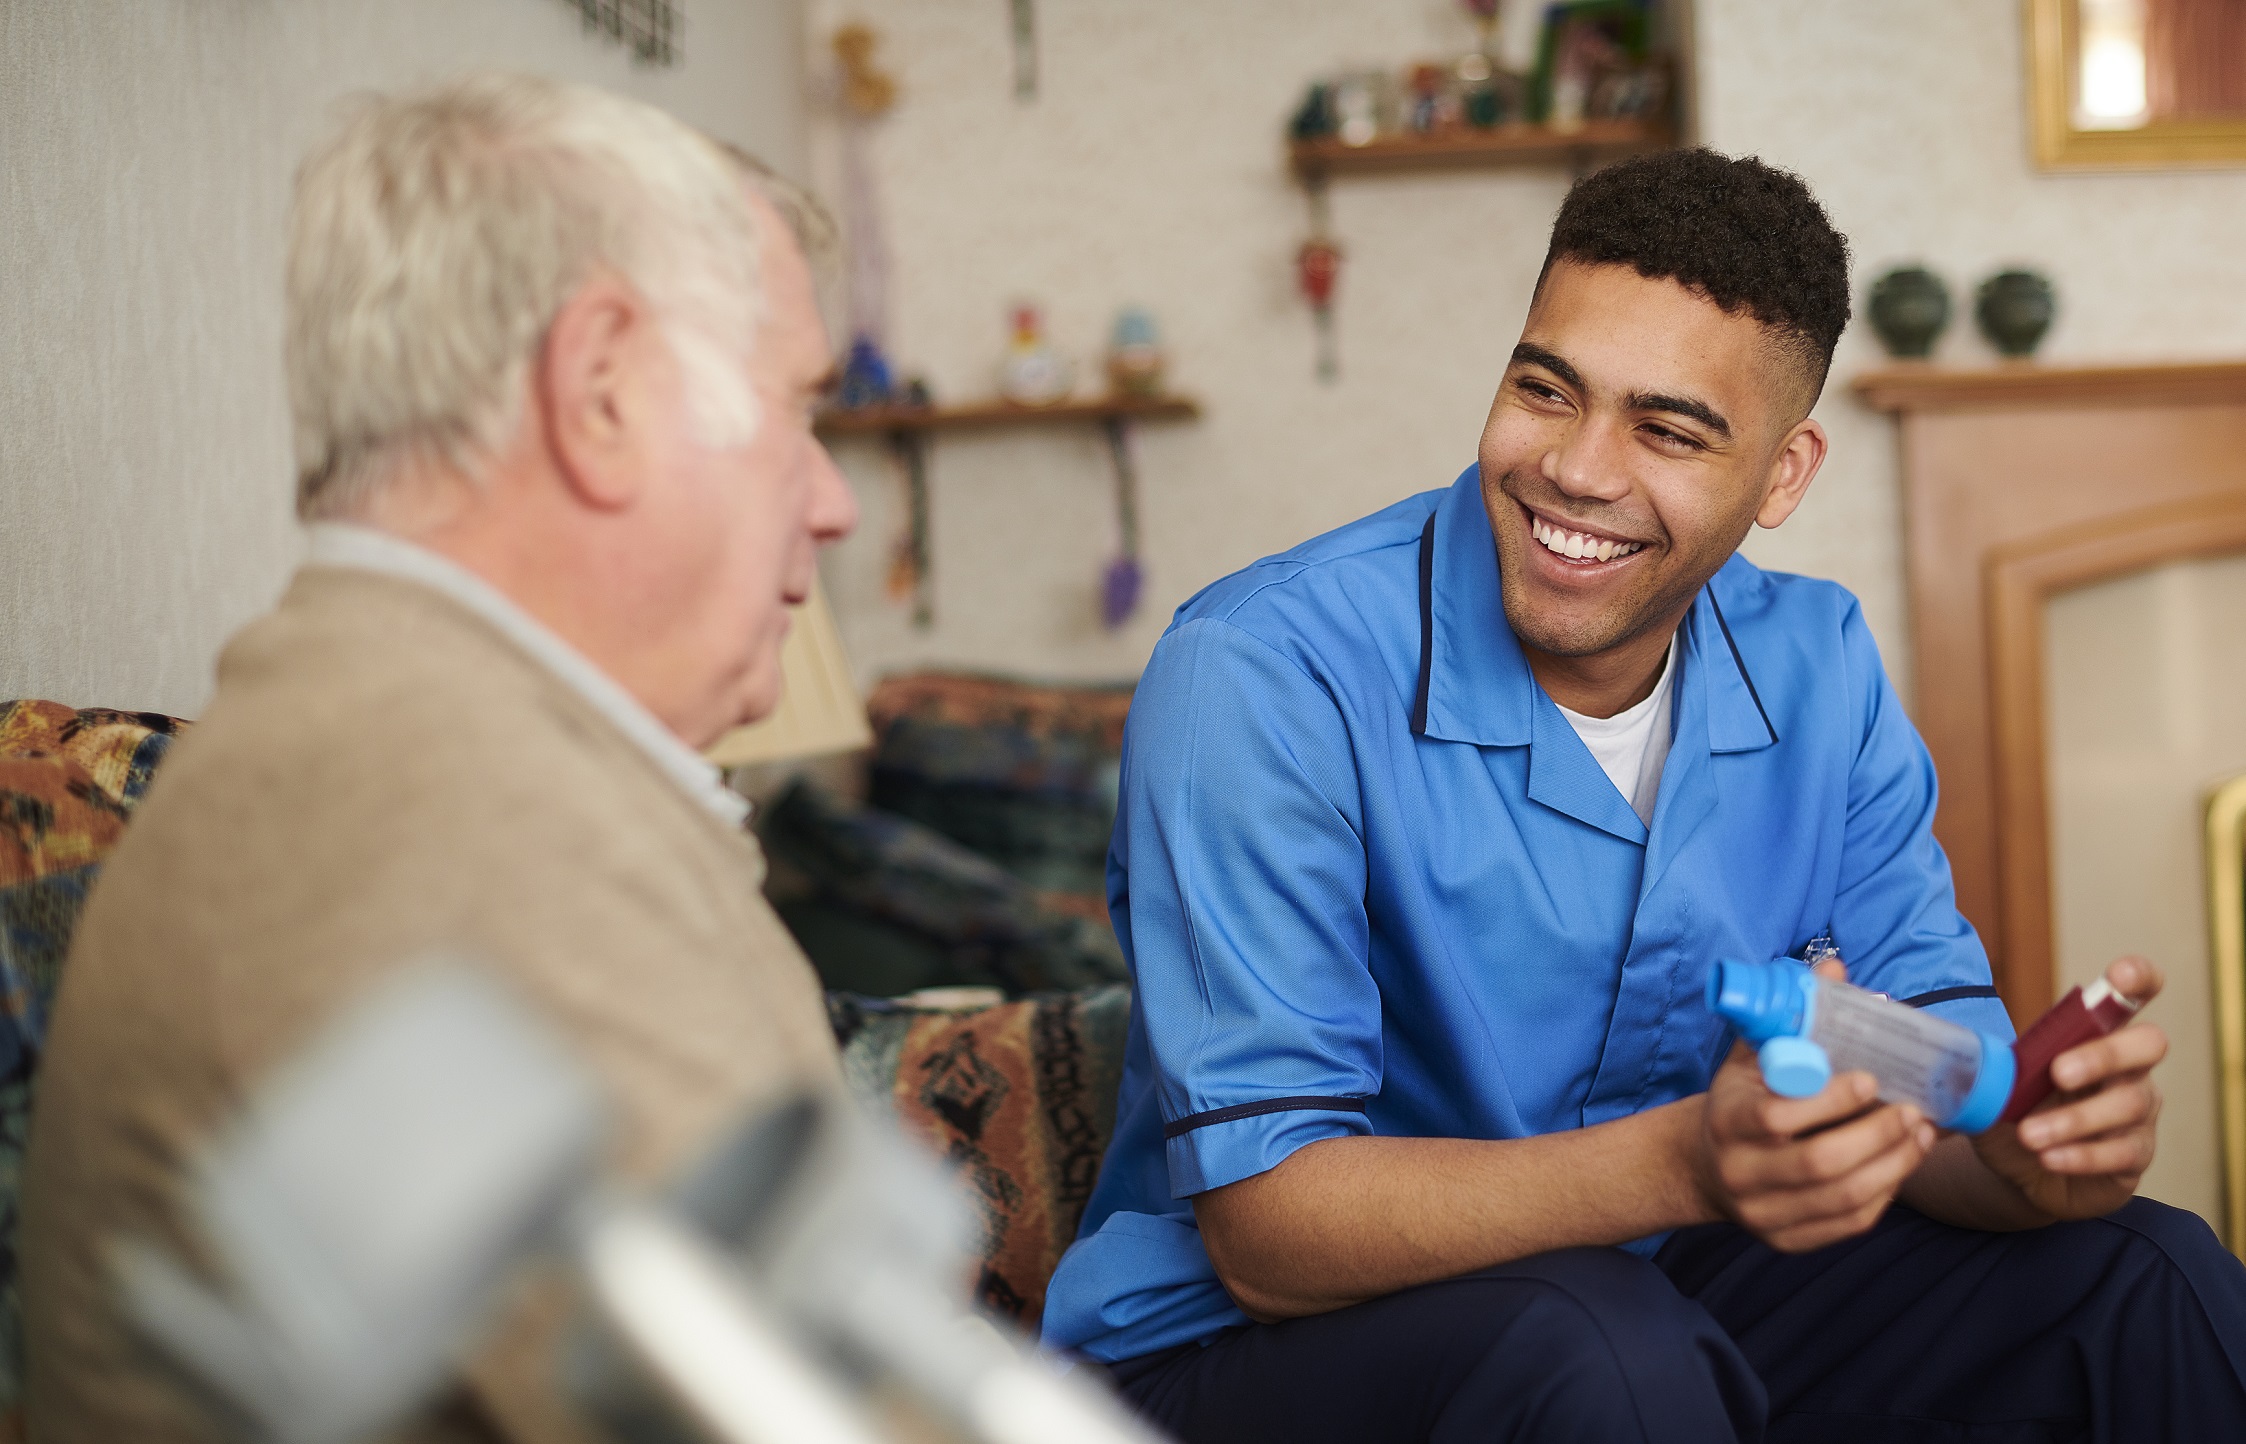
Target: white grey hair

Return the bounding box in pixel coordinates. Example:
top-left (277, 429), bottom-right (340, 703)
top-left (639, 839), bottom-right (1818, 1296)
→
top-left (286, 72), bottom-right (767, 519)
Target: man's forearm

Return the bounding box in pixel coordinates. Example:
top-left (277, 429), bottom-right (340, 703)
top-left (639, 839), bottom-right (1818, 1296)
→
top-left (1896, 1134), bottom-right (2046, 1231)
top-left (1192, 1098), bottom-right (1719, 1321)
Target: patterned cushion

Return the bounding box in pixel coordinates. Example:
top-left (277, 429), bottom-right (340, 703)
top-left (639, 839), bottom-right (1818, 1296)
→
top-left (865, 672), bottom-right (1133, 902)
top-left (829, 986), bottom-right (1131, 1330)
top-left (0, 701), bottom-right (187, 1441)
top-left (761, 780), bottom-right (1127, 998)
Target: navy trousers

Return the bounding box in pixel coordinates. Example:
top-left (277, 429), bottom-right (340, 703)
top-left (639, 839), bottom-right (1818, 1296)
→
top-left (1109, 1199), bottom-right (2246, 1443)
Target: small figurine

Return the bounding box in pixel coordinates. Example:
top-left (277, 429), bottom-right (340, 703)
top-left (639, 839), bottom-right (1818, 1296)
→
top-left (1289, 82), bottom-right (1338, 142)
top-left (834, 334), bottom-right (895, 410)
top-left (997, 304), bottom-right (1076, 406)
top-left (1106, 307), bottom-right (1167, 399)
top-left (1405, 63), bottom-right (1454, 135)
top-left (1330, 71), bottom-right (1389, 147)
top-left (1457, 52), bottom-right (1524, 128)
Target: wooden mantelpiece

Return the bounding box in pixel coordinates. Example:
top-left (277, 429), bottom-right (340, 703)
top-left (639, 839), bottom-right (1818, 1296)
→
top-left (1854, 361), bottom-right (2246, 413)
top-left (1854, 360), bottom-right (2246, 1022)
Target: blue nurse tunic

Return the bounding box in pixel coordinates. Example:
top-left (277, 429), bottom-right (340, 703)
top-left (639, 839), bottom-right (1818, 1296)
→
top-left (1040, 465), bottom-right (2014, 1365)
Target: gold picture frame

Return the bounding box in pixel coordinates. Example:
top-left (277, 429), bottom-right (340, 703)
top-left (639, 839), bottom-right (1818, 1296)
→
top-left (2028, 0), bottom-right (2246, 170)
top-left (2209, 772), bottom-right (2246, 1256)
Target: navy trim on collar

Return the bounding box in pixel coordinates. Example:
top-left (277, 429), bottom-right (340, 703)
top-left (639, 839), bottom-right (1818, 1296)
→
top-left (1410, 468), bottom-right (1782, 760)
top-left (1411, 512), bottom-right (1436, 736)
top-left (1416, 470), bottom-right (1533, 747)
top-left (1706, 589), bottom-right (1778, 746)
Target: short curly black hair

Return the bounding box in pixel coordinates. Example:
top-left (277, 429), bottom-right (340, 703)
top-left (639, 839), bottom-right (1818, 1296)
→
top-left (1543, 148), bottom-right (1851, 407)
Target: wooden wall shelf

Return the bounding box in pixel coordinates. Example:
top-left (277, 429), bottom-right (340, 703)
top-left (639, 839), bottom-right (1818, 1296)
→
top-left (1289, 119), bottom-right (1672, 180)
top-left (816, 395), bottom-right (1199, 438)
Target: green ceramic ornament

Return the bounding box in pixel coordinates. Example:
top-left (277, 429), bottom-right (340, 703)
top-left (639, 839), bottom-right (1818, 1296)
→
top-left (1975, 269), bottom-right (2056, 358)
top-left (1867, 267), bottom-right (1950, 359)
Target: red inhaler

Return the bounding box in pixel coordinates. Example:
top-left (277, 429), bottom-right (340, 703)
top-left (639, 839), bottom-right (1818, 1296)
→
top-left (2000, 977), bottom-right (2142, 1124)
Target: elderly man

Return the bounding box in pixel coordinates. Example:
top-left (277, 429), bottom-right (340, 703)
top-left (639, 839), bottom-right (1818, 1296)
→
top-left (22, 74), bottom-right (856, 1441)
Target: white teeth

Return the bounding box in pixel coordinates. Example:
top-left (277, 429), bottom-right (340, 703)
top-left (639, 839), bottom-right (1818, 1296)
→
top-left (1531, 515), bottom-right (1643, 563)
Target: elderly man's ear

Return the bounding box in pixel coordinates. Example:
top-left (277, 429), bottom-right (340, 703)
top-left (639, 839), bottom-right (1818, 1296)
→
top-left (539, 273), bottom-right (661, 512)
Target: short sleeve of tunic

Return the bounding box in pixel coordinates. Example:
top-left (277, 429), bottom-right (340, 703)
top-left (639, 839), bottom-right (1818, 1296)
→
top-left (1829, 595), bottom-right (2015, 1042)
top-left (1117, 614), bottom-right (1381, 1198)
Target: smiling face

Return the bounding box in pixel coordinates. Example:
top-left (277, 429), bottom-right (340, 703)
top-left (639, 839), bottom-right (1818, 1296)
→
top-left (1477, 259), bottom-right (1827, 702)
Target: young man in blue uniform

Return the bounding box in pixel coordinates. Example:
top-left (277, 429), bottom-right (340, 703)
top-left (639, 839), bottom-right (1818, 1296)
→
top-left (1041, 150), bottom-right (2246, 1441)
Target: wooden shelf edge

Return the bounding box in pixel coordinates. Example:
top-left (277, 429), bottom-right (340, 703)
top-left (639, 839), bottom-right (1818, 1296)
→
top-left (816, 395), bottom-right (1201, 437)
top-left (1850, 360), bottom-right (2246, 414)
top-left (1290, 120), bottom-right (1672, 179)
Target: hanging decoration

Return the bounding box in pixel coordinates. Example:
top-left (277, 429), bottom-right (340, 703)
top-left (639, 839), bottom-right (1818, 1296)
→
top-left (833, 24), bottom-right (900, 404)
top-left (830, 24), bottom-right (934, 628)
top-left (557, 0), bottom-right (678, 66)
top-left (1462, 0), bottom-right (1502, 55)
top-left (1010, 0), bottom-right (1039, 101)
top-left (1296, 186), bottom-right (1345, 383)
top-left (885, 430), bottom-right (935, 629)
top-left (1100, 419), bottom-right (1144, 630)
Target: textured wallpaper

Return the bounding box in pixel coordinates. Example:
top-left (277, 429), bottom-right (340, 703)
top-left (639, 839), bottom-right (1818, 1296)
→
top-left (0, 0), bottom-right (805, 718)
top-left (10, 1), bottom-right (2246, 716)
top-left (803, 0), bottom-right (2246, 702)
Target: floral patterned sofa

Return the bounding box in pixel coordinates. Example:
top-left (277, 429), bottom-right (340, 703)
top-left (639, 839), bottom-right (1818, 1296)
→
top-left (0, 697), bottom-right (1133, 1437)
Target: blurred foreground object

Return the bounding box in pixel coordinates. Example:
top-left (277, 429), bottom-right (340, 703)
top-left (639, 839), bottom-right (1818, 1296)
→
top-left (705, 581), bottom-right (872, 769)
top-left (109, 966), bottom-right (608, 1444)
top-left (112, 963), bottom-right (1163, 1444)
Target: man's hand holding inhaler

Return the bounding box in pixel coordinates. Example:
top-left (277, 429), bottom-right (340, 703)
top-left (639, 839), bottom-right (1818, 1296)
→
top-left (1696, 955), bottom-right (2168, 1252)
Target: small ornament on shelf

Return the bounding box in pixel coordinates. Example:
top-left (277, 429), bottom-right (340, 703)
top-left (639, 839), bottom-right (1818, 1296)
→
top-left (834, 334), bottom-right (896, 410)
top-left (1329, 70), bottom-right (1393, 148)
top-left (1975, 270), bottom-right (2057, 359)
top-left (1404, 63), bottom-right (1457, 135)
top-left (1106, 307), bottom-right (1167, 399)
top-left (997, 304), bottom-right (1077, 406)
top-left (1867, 266), bottom-right (1951, 360)
top-left (1289, 81), bottom-right (1338, 142)
top-left (1455, 52), bottom-right (1521, 130)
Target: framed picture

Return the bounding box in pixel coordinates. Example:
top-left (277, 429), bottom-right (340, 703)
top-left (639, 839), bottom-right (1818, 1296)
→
top-left (2027, 0), bottom-right (2246, 170)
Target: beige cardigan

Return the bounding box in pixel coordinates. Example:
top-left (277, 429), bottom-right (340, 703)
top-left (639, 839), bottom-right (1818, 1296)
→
top-left (22, 567), bottom-right (841, 1443)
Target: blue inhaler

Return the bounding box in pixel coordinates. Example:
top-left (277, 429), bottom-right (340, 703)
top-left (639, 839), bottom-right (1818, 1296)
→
top-left (1706, 959), bottom-right (2016, 1134)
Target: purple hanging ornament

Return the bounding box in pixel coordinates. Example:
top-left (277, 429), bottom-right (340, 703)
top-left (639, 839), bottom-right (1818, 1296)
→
top-left (1100, 418), bottom-right (1144, 629)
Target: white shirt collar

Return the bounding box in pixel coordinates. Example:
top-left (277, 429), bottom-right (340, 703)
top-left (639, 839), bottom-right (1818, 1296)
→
top-left (302, 524), bottom-right (749, 829)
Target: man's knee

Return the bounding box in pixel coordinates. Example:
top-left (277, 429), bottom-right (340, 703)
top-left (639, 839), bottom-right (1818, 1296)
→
top-left (1440, 1249), bottom-right (1763, 1442)
top-left (2096, 1196), bottom-right (2246, 1329)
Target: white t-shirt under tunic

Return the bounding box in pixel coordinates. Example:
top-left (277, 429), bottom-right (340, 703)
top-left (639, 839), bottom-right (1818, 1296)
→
top-left (1554, 636), bottom-right (1678, 828)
